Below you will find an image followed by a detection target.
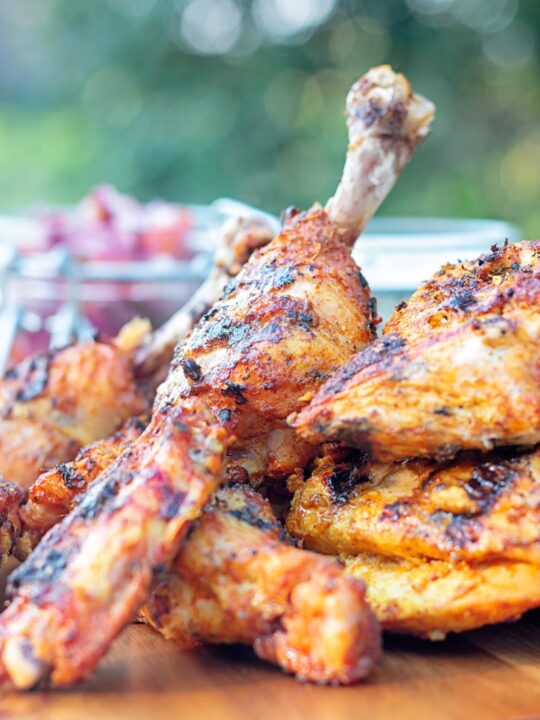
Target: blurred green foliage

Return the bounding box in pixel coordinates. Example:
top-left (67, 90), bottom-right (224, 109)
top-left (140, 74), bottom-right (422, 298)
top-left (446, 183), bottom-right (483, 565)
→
top-left (0, 0), bottom-right (539, 235)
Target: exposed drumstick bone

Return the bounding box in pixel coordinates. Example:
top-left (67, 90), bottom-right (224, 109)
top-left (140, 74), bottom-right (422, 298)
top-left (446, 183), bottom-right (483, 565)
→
top-left (326, 65), bottom-right (434, 244)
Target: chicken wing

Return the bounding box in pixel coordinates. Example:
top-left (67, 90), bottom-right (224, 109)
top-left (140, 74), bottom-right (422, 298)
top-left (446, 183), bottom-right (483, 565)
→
top-left (1, 398), bottom-right (227, 689)
top-left (0, 64), bottom-right (433, 689)
top-left (15, 415), bottom-right (148, 559)
top-left (292, 240), bottom-right (540, 461)
top-left (142, 484), bottom-right (380, 684)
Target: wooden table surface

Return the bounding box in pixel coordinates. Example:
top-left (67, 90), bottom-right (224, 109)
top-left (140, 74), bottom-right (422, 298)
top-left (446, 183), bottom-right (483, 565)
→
top-left (1, 615), bottom-right (540, 720)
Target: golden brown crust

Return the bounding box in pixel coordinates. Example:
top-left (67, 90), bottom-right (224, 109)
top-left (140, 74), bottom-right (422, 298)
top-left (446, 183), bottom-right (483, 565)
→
top-left (0, 65), bottom-right (432, 689)
top-left (0, 483), bottom-right (24, 564)
top-left (15, 415), bottom-right (148, 558)
top-left (142, 485), bottom-right (380, 685)
top-left (165, 208), bottom-right (375, 431)
top-left (0, 207), bottom-right (376, 689)
top-left (0, 399), bottom-right (227, 689)
top-left (287, 446), bottom-right (540, 564)
top-left (0, 342), bottom-right (146, 488)
top-left (292, 240), bottom-right (540, 461)
top-left (345, 553), bottom-right (540, 639)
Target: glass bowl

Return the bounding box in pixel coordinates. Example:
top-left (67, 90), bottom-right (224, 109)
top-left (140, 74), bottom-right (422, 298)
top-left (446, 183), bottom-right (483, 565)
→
top-left (0, 206), bottom-right (522, 370)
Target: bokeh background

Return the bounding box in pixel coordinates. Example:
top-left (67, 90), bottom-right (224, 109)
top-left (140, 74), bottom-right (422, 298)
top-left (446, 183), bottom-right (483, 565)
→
top-left (1, 0), bottom-right (539, 234)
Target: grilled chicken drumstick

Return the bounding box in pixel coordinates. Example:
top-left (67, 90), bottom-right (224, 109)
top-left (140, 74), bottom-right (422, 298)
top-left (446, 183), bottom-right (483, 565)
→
top-left (0, 62), bottom-right (434, 566)
top-left (0, 65), bottom-right (433, 689)
top-left (2, 62), bottom-right (435, 558)
top-left (142, 484), bottom-right (380, 684)
top-left (292, 240), bottom-right (540, 461)
top-left (0, 214), bottom-right (275, 490)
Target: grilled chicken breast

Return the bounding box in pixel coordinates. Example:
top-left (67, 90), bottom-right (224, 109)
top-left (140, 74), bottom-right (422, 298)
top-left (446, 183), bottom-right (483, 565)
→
top-left (292, 240), bottom-right (540, 462)
top-left (287, 445), bottom-right (540, 564)
top-left (287, 446), bottom-right (540, 637)
top-left (345, 552), bottom-right (540, 639)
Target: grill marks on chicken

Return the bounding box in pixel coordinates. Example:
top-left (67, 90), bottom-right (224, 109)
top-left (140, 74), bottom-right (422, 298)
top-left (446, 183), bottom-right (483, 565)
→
top-left (0, 215), bottom-right (276, 492)
top-left (287, 447), bottom-right (540, 563)
top-left (162, 208), bottom-right (376, 481)
top-left (142, 485), bottom-right (380, 685)
top-left (292, 240), bottom-right (540, 461)
top-left (0, 399), bottom-right (227, 689)
top-left (0, 209), bottom-right (376, 690)
top-left (287, 446), bottom-right (540, 637)
top-left (15, 415), bottom-right (148, 560)
top-left (0, 65), bottom-right (435, 689)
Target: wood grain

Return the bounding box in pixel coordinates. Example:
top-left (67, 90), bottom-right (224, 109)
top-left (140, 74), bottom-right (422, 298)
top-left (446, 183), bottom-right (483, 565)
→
top-left (0, 616), bottom-right (540, 720)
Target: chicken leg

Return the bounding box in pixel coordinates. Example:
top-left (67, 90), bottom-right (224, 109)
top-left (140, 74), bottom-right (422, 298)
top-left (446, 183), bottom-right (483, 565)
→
top-left (0, 65), bottom-right (433, 689)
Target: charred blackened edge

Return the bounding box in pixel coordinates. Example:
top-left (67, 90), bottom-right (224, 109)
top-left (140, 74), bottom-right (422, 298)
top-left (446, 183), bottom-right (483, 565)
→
top-left (180, 358), bottom-right (202, 384)
top-left (314, 333), bottom-right (407, 398)
top-left (6, 351), bottom-right (57, 403)
top-left (221, 381), bottom-right (247, 405)
top-left (326, 454), bottom-right (370, 504)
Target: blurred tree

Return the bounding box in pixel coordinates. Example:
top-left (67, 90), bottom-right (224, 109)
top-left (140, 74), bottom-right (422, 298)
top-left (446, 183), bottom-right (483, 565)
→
top-left (0, 0), bottom-right (539, 235)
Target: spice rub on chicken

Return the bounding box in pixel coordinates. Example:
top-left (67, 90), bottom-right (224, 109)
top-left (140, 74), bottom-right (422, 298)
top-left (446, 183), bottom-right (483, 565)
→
top-left (292, 240), bottom-right (540, 462)
top-left (0, 64), bottom-right (433, 689)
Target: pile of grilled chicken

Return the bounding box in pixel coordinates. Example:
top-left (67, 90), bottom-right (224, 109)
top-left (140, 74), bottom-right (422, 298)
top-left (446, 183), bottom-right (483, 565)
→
top-left (0, 65), bottom-right (538, 691)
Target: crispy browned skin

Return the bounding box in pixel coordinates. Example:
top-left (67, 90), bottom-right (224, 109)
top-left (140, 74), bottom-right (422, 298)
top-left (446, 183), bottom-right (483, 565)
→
top-left (344, 553), bottom-right (540, 639)
top-left (0, 208), bottom-right (374, 690)
top-left (292, 240), bottom-right (540, 461)
top-left (15, 416), bottom-right (148, 559)
top-left (162, 207), bottom-right (374, 483)
top-left (0, 66), bottom-right (433, 689)
top-left (0, 216), bottom-right (276, 493)
top-left (287, 446), bottom-right (540, 564)
top-left (0, 398), bottom-right (227, 689)
top-left (288, 449), bottom-right (540, 638)
top-left (0, 341), bottom-right (146, 488)
top-left (0, 483), bottom-right (24, 563)
top-left (142, 485), bottom-right (380, 685)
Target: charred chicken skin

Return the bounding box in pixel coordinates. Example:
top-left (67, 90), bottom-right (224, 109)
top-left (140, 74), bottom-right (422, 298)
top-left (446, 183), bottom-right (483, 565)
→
top-left (10, 436), bottom-right (381, 684)
top-left (15, 415), bottom-right (148, 559)
top-left (287, 445), bottom-right (540, 637)
top-left (292, 240), bottom-right (540, 462)
top-left (0, 65), bottom-right (433, 689)
top-left (287, 446), bottom-right (540, 563)
top-left (142, 484), bottom-right (380, 684)
top-left (0, 339), bottom-right (146, 489)
top-left (0, 208), bottom-right (373, 690)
